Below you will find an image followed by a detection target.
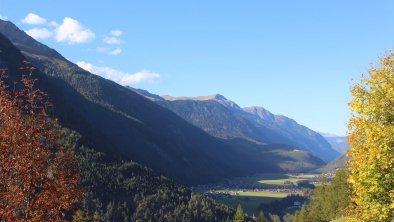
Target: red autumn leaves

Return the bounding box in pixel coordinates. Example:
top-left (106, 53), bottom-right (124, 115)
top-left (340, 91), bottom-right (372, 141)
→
top-left (0, 62), bottom-right (82, 221)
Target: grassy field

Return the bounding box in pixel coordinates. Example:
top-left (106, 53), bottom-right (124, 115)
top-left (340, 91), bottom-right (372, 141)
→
top-left (225, 190), bottom-right (290, 198)
top-left (203, 173), bottom-right (319, 215)
top-left (217, 196), bottom-right (276, 216)
top-left (225, 173), bottom-right (319, 187)
top-left (212, 190), bottom-right (292, 215)
top-left (257, 173), bottom-right (318, 186)
top-left (215, 193), bottom-right (288, 216)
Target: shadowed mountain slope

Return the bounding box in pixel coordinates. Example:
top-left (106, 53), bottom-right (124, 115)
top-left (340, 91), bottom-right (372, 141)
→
top-left (133, 89), bottom-right (339, 162)
top-left (0, 19), bottom-right (325, 185)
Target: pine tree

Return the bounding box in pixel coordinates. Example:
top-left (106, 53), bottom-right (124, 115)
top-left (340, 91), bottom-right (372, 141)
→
top-left (93, 210), bottom-right (101, 222)
top-left (283, 213), bottom-right (296, 222)
top-left (73, 209), bottom-right (87, 222)
top-left (295, 204), bottom-right (309, 222)
top-left (233, 204), bottom-right (245, 222)
top-left (105, 201), bottom-right (114, 221)
top-left (269, 213), bottom-right (281, 222)
top-left (307, 169), bottom-right (349, 221)
top-left (256, 211), bottom-right (267, 222)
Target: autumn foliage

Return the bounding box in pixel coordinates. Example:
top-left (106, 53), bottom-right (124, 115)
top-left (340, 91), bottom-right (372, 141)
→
top-left (347, 53), bottom-right (394, 221)
top-left (0, 64), bottom-right (82, 221)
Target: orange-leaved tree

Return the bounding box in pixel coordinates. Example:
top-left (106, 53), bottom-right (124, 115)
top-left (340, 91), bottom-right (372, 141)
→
top-left (347, 53), bottom-right (394, 221)
top-left (0, 63), bottom-right (82, 221)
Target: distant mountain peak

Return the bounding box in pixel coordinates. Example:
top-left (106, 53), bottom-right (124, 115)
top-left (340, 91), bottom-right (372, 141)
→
top-left (162, 94), bottom-right (240, 109)
top-left (162, 94), bottom-right (226, 101)
top-left (319, 132), bottom-right (345, 137)
top-left (243, 106), bottom-right (275, 121)
top-left (210, 94), bottom-right (226, 100)
top-left (128, 87), bottom-right (165, 102)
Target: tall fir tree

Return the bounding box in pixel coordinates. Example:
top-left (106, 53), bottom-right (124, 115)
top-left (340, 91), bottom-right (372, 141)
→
top-left (257, 211), bottom-right (267, 222)
top-left (233, 204), bottom-right (245, 222)
top-left (269, 213), bottom-right (281, 222)
top-left (73, 209), bottom-right (87, 222)
top-left (295, 204), bottom-right (309, 222)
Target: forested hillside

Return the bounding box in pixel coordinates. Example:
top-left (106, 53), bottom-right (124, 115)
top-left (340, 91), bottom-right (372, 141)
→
top-left (70, 132), bottom-right (237, 222)
top-left (0, 19), bottom-right (325, 186)
top-left (0, 70), bottom-right (237, 221)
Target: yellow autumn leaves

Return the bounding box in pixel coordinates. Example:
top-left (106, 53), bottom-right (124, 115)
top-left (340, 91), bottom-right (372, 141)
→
top-left (347, 53), bottom-right (394, 221)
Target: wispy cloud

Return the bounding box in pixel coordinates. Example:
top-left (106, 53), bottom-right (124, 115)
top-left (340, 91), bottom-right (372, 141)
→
top-left (26, 27), bottom-right (53, 39)
top-left (54, 17), bottom-right (95, 44)
top-left (49, 21), bottom-right (58, 27)
top-left (96, 47), bottom-right (122, 56)
top-left (98, 29), bottom-right (124, 56)
top-left (76, 61), bottom-right (160, 85)
top-left (108, 48), bottom-right (122, 56)
top-left (103, 36), bottom-right (122, 45)
top-left (103, 29), bottom-right (123, 45)
top-left (21, 13), bottom-right (47, 25)
top-left (0, 15), bottom-right (8, 21)
top-left (97, 47), bottom-right (109, 53)
top-left (110, 30), bottom-right (122, 37)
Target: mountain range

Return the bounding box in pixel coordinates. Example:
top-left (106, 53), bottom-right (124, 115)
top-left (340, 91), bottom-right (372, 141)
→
top-left (0, 19), bottom-right (330, 185)
top-left (317, 154), bottom-right (349, 173)
top-left (322, 135), bottom-right (349, 154)
top-left (132, 89), bottom-right (339, 162)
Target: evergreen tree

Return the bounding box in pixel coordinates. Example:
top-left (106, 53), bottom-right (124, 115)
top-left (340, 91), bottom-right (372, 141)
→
top-left (282, 213), bottom-right (295, 222)
top-left (233, 204), bottom-right (245, 222)
top-left (289, 169), bottom-right (349, 221)
top-left (295, 204), bottom-right (309, 222)
top-left (269, 213), bottom-right (281, 222)
top-left (93, 210), bottom-right (101, 222)
top-left (73, 209), bottom-right (87, 222)
top-left (105, 202), bottom-right (114, 221)
top-left (256, 211), bottom-right (267, 222)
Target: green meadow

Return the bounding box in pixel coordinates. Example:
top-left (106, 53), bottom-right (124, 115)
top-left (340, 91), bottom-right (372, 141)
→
top-left (207, 173), bottom-right (320, 215)
top-left (214, 191), bottom-right (291, 216)
top-left (257, 173), bottom-right (319, 186)
top-left (206, 174), bottom-right (319, 216)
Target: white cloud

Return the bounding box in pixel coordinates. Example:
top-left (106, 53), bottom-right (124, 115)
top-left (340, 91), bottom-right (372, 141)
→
top-left (122, 70), bottom-right (160, 85)
top-left (103, 36), bottom-right (122, 45)
top-left (108, 48), bottom-right (122, 56)
top-left (111, 30), bottom-right (122, 37)
top-left (22, 13), bottom-right (47, 25)
top-left (49, 21), bottom-right (58, 27)
top-left (97, 47), bottom-right (121, 56)
top-left (103, 29), bottom-right (123, 45)
top-left (54, 17), bottom-right (95, 44)
top-left (0, 15), bottom-right (8, 21)
top-left (101, 30), bottom-right (123, 55)
top-left (97, 47), bottom-right (109, 53)
top-left (26, 27), bottom-right (53, 39)
top-left (76, 61), bottom-right (160, 85)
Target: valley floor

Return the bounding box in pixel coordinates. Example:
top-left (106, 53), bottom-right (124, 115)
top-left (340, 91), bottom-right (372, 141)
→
top-left (194, 173), bottom-right (321, 215)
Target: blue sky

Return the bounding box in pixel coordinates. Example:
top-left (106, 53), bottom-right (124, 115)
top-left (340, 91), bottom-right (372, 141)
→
top-left (1, 1), bottom-right (394, 135)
